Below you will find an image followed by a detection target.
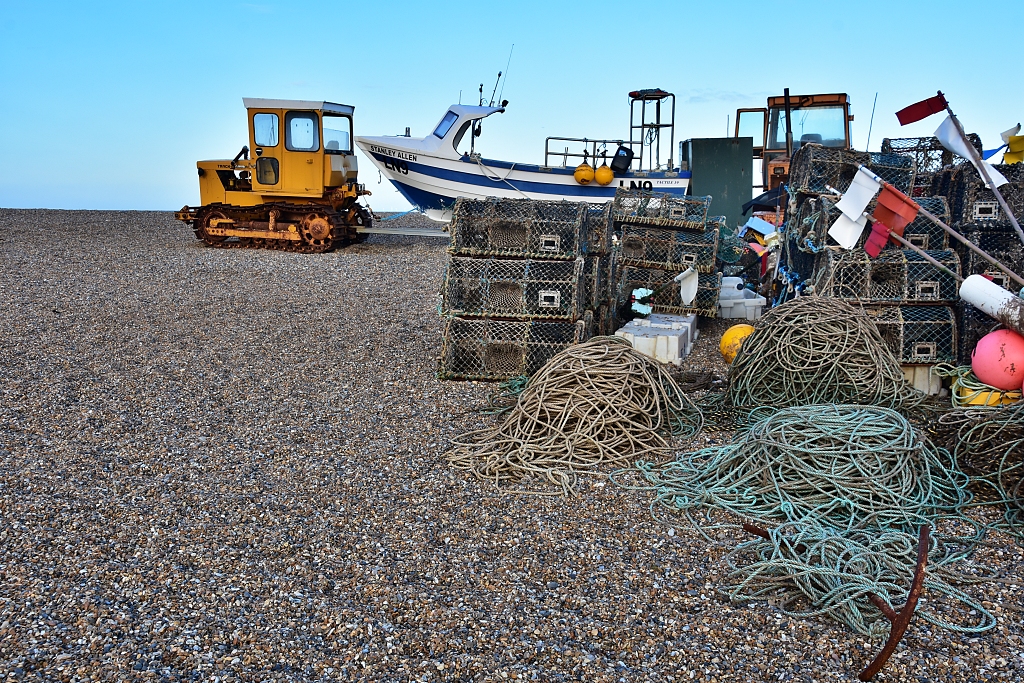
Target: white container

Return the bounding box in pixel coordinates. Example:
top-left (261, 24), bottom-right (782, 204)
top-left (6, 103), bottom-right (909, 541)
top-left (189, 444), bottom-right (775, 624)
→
top-left (717, 277), bottom-right (767, 320)
top-left (902, 365), bottom-right (944, 396)
top-left (614, 314), bottom-right (698, 366)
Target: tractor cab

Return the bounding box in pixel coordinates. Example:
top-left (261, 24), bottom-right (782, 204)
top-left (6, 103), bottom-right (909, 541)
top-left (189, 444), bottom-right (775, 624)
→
top-left (735, 93), bottom-right (853, 191)
top-left (194, 99), bottom-right (360, 209)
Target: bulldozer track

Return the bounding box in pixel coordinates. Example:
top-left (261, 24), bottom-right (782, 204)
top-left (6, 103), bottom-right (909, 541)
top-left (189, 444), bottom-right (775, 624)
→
top-left (188, 203), bottom-right (371, 254)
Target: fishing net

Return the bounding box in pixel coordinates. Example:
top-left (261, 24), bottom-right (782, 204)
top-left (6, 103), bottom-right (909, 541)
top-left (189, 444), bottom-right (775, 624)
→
top-left (725, 297), bottom-right (925, 410)
top-left (582, 253), bottom-right (614, 312)
top-left (812, 249), bottom-right (960, 303)
top-left (437, 317), bottom-right (585, 381)
top-left (961, 222), bottom-right (1024, 291)
top-left (448, 197), bottom-right (587, 259)
top-left (882, 135), bottom-right (982, 197)
top-left (446, 337), bottom-right (703, 495)
top-left (789, 145), bottom-right (915, 196)
top-left (863, 304), bottom-right (958, 364)
top-left (585, 203), bottom-right (614, 255)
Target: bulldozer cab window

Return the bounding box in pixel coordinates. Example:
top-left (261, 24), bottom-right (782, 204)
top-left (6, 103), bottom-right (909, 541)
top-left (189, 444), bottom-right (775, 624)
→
top-left (256, 157), bottom-right (279, 185)
top-left (253, 113), bottom-right (279, 147)
top-left (285, 112), bottom-right (319, 152)
top-left (768, 106), bottom-right (847, 151)
top-left (323, 115), bottom-right (352, 154)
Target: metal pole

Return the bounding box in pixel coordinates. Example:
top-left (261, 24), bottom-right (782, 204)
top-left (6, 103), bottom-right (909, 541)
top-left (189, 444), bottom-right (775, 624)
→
top-left (941, 92), bottom-right (1024, 247)
top-left (784, 88), bottom-right (793, 158)
top-left (887, 231), bottom-right (963, 282)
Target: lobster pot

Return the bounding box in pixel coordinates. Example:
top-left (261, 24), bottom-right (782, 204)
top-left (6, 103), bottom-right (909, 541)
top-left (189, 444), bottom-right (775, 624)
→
top-left (585, 203), bottom-right (614, 255)
top-left (849, 196), bottom-right (951, 252)
top-left (789, 144), bottom-right (915, 196)
top-left (961, 170), bottom-right (1024, 225)
top-left (448, 197), bottom-right (587, 259)
top-left (881, 135), bottom-right (982, 196)
top-left (583, 253), bottom-right (615, 312)
top-left (619, 224), bottom-right (720, 272)
top-left (864, 305), bottom-right (958, 364)
top-left (438, 317), bottom-right (585, 381)
top-left (958, 303), bottom-right (1001, 364)
top-left (962, 222), bottom-right (1024, 291)
top-left (617, 265), bottom-right (722, 317)
top-left (813, 249), bottom-right (961, 303)
top-left (440, 257), bottom-right (585, 320)
top-left (612, 189), bottom-right (711, 229)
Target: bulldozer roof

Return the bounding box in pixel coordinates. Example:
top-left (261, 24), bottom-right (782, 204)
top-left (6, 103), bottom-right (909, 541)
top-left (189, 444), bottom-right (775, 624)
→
top-left (242, 98), bottom-right (354, 115)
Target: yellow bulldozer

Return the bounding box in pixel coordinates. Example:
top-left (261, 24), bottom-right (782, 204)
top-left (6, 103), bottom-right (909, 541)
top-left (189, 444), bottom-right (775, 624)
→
top-left (175, 98), bottom-right (372, 253)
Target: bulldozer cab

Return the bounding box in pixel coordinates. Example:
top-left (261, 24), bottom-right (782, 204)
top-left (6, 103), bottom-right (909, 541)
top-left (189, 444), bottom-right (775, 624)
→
top-left (242, 98), bottom-right (357, 197)
top-left (736, 93), bottom-right (853, 192)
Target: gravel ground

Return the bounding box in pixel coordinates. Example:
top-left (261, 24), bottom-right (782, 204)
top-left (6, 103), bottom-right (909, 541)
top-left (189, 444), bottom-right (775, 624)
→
top-left (1, 209), bottom-right (1022, 682)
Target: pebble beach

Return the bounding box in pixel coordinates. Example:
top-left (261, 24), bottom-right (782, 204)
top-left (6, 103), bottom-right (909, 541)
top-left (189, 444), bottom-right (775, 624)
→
top-left (1, 209), bottom-right (1022, 682)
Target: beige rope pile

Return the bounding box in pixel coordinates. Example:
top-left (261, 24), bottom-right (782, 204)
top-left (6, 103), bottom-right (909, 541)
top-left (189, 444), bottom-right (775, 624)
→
top-left (446, 336), bottom-right (702, 496)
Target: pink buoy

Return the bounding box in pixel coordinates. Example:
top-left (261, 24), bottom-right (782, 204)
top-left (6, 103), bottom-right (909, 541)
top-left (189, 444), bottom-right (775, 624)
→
top-left (972, 329), bottom-right (1024, 391)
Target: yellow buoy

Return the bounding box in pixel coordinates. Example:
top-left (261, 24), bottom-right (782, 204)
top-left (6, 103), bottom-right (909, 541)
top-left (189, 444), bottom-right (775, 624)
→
top-left (595, 163), bottom-right (614, 186)
top-left (720, 323), bottom-right (755, 364)
top-left (574, 160), bottom-right (595, 185)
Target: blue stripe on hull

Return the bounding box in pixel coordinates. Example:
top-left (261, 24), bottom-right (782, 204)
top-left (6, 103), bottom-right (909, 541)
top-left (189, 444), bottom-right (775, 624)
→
top-left (391, 182), bottom-right (452, 212)
top-left (370, 153), bottom-right (689, 199)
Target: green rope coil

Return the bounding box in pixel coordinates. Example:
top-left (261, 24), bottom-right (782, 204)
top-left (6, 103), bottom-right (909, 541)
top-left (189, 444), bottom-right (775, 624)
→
top-left (624, 404), bottom-right (969, 533)
top-left (721, 521), bottom-right (997, 638)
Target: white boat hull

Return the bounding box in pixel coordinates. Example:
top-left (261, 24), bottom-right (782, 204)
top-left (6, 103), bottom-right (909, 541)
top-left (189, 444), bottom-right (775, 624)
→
top-left (357, 139), bottom-right (691, 222)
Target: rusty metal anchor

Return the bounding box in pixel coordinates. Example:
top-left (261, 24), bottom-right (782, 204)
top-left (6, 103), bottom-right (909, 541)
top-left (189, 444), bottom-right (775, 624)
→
top-left (741, 523), bottom-right (930, 681)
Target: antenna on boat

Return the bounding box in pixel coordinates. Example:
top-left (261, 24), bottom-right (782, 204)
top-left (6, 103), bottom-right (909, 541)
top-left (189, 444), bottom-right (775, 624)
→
top-left (488, 71), bottom-right (502, 107)
top-left (498, 44), bottom-right (514, 105)
top-left (478, 83), bottom-right (484, 106)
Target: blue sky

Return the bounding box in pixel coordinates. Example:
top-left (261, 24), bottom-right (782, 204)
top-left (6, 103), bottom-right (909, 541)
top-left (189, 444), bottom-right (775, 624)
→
top-left (0, 0), bottom-right (1018, 211)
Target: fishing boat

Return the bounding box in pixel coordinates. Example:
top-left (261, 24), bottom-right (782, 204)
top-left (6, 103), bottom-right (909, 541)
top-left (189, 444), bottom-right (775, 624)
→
top-left (355, 89), bottom-right (691, 221)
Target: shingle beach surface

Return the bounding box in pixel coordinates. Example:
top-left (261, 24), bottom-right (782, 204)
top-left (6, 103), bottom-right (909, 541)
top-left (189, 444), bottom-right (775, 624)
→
top-left (1, 209), bottom-right (1021, 681)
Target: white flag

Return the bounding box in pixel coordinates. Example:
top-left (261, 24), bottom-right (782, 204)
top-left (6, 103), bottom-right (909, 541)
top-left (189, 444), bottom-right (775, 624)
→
top-left (1001, 123), bottom-right (1021, 145)
top-left (828, 212), bottom-right (869, 250)
top-left (935, 115), bottom-right (1008, 188)
top-left (836, 167), bottom-right (882, 221)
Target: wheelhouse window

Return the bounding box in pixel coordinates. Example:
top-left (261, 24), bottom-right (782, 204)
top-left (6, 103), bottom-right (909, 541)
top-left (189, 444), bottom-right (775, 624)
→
top-left (433, 110), bottom-right (459, 139)
top-left (286, 111), bottom-right (319, 152)
top-left (323, 114), bottom-right (352, 154)
top-left (253, 113), bottom-right (279, 146)
top-left (767, 106), bottom-right (847, 150)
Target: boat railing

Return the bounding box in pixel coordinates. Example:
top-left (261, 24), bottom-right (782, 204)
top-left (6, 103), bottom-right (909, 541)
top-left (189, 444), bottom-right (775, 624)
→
top-left (544, 137), bottom-right (626, 169)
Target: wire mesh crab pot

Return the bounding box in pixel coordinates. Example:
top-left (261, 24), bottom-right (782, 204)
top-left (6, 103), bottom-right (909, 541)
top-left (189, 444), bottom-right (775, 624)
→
top-left (958, 303), bottom-right (1002, 364)
top-left (585, 203), bottom-right (614, 255)
top-left (616, 265), bottom-right (722, 317)
top-left (960, 168), bottom-right (1024, 225)
top-left (962, 222), bottom-right (1024, 291)
top-left (813, 249), bottom-right (961, 303)
top-left (448, 197), bottom-right (588, 259)
top-left (881, 135), bottom-right (982, 196)
top-left (440, 256), bottom-right (585, 320)
top-left (438, 317), bottom-right (585, 381)
top-left (863, 304), bottom-right (958, 364)
top-left (612, 190), bottom-right (711, 230)
top-left (583, 253), bottom-right (615, 312)
top-left (788, 144), bottom-right (915, 196)
top-left (618, 224), bottom-right (720, 273)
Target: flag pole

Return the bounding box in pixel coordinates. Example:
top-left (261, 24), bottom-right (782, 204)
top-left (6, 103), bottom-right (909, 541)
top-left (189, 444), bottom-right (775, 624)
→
top-left (940, 91), bottom-right (1024, 247)
top-left (916, 205), bottom-right (1024, 289)
top-left (885, 230), bottom-right (963, 283)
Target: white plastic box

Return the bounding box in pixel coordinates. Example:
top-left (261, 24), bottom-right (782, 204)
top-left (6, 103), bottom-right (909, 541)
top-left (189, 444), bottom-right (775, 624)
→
top-left (614, 314), bottom-right (699, 366)
top-left (717, 276), bottom-right (767, 320)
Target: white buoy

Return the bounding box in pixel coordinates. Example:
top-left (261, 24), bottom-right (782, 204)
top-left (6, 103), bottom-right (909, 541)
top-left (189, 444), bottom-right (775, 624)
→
top-left (959, 274), bottom-right (1024, 337)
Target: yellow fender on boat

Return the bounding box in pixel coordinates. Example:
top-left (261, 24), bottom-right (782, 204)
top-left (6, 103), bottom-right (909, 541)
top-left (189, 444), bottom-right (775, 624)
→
top-left (595, 164), bottom-right (614, 186)
top-left (574, 161), bottom-right (595, 185)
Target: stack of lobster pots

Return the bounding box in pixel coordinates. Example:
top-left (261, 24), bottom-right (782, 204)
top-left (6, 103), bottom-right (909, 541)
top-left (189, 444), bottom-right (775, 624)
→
top-left (435, 197), bottom-right (616, 381)
top-left (609, 189), bottom-right (722, 326)
top-left (785, 143), bottom-right (962, 392)
top-left (877, 137), bottom-right (1024, 364)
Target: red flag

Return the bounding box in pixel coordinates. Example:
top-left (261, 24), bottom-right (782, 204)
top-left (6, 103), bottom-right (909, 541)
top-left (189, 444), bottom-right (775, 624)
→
top-left (864, 221), bottom-right (890, 258)
top-left (896, 93), bottom-right (948, 125)
top-left (864, 184), bottom-right (920, 258)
